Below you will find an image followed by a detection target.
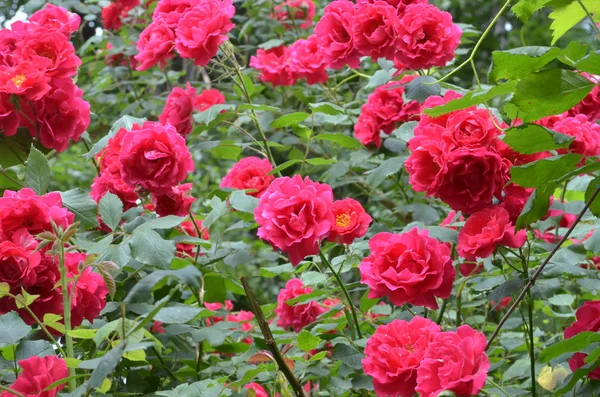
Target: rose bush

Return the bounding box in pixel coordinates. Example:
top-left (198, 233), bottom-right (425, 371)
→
top-left (0, 1), bottom-right (600, 396)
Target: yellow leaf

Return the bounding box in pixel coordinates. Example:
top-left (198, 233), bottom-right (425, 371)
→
top-left (123, 349), bottom-right (146, 362)
top-left (0, 283), bottom-right (10, 297)
top-left (97, 378), bottom-right (112, 394)
top-left (538, 365), bottom-right (570, 391)
top-left (64, 357), bottom-right (81, 368)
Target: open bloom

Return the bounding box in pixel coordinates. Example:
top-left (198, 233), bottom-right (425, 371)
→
top-left (351, 1), bottom-right (400, 61)
top-left (313, 0), bottom-right (360, 69)
top-left (273, 0), bottom-right (316, 29)
top-left (152, 183), bottom-right (196, 217)
top-left (0, 356), bottom-right (68, 397)
top-left (135, 20), bottom-right (176, 71)
top-left (159, 83), bottom-right (197, 136)
top-left (220, 157), bottom-right (274, 198)
top-left (276, 279), bottom-right (325, 332)
top-left (328, 198), bottom-right (372, 244)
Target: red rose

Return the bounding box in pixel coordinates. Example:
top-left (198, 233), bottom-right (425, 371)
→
top-left (153, 0), bottom-right (198, 29)
top-left (568, 73), bottom-right (600, 123)
top-left (220, 156), bottom-right (274, 198)
top-left (363, 317), bottom-right (441, 397)
top-left (328, 198), bottom-right (372, 245)
top-left (534, 207), bottom-right (577, 243)
top-left (357, 0), bottom-right (428, 14)
top-left (226, 310), bottom-right (254, 344)
top-left (65, 252), bottom-right (109, 327)
top-left (273, 0), bottom-right (316, 29)
top-left (102, 2), bottom-right (123, 30)
top-left (420, 90), bottom-right (466, 126)
top-left (276, 279), bottom-right (325, 332)
top-left (152, 183), bottom-right (196, 216)
top-left (439, 210), bottom-right (464, 230)
top-left (351, 1), bottom-right (400, 61)
top-left (194, 88), bottom-right (225, 111)
top-left (458, 205), bottom-right (527, 260)
top-left (354, 111), bottom-right (382, 147)
top-left (405, 123), bottom-right (449, 194)
top-left (0, 356), bottom-right (68, 397)
top-left (254, 175), bottom-right (334, 266)
top-left (394, 3), bottom-right (461, 70)
top-left (416, 325), bottom-right (490, 397)
top-left (314, 0), bottom-right (360, 69)
top-left (443, 109), bottom-right (501, 148)
top-left (29, 4), bottom-right (81, 36)
top-left (289, 35), bottom-right (329, 85)
top-left (491, 296), bottom-right (512, 310)
top-left (436, 147), bottom-right (510, 214)
top-left (564, 301), bottom-right (600, 379)
top-left (135, 20), bottom-right (176, 71)
top-left (501, 183), bottom-right (533, 223)
top-left (0, 61), bottom-right (51, 101)
top-left (244, 383), bottom-right (268, 397)
top-left (119, 121), bottom-right (194, 195)
top-left (0, 229), bottom-right (41, 291)
top-left (91, 172), bottom-right (140, 212)
top-left (28, 78), bottom-right (90, 152)
top-left (151, 321), bottom-right (166, 334)
top-left (205, 300), bottom-right (233, 325)
top-left (0, 93), bottom-right (19, 136)
top-left (176, 217), bottom-right (210, 258)
top-left (0, 189), bottom-right (74, 241)
top-left (459, 261), bottom-right (483, 277)
top-left (359, 227), bottom-right (455, 309)
top-left (98, 126), bottom-right (133, 176)
top-left (536, 113), bottom-right (566, 129)
top-left (250, 45), bottom-right (298, 87)
top-left (159, 83), bottom-right (197, 136)
top-left (552, 114), bottom-right (600, 157)
top-left (174, 0), bottom-right (235, 66)
top-left (0, 30), bottom-right (18, 67)
top-left (15, 29), bottom-right (81, 78)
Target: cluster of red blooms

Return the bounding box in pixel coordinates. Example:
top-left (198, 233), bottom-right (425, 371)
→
top-left (363, 317), bottom-right (489, 397)
top-left (564, 300), bottom-right (600, 379)
top-left (133, 0), bottom-right (235, 70)
top-left (250, 0), bottom-right (461, 87)
top-left (0, 4), bottom-right (90, 152)
top-left (0, 355), bottom-right (68, 397)
top-left (102, 0), bottom-right (142, 31)
top-left (0, 189), bottom-right (108, 330)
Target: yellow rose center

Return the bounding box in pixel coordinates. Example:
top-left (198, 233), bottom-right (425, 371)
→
top-left (335, 213), bottom-right (351, 228)
top-left (11, 74), bottom-right (26, 88)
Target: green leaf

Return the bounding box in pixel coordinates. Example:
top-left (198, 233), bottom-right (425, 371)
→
top-left (305, 157), bottom-right (336, 166)
top-left (229, 190), bottom-right (259, 213)
top-left (548, 294), bottom-right (575, 306)
top-left (98, 193), bottom-right (123, 232)
top-left (516, 184), bottom-right (555, 230)
top-left (154, 306), bottom-right (203, 323)
top-left (331, 343), bottom-right (363, 370)
top-left (136, 215), bottom-right (185, 231)
top-left (270, 112), bottom-right (310, 128)
top-left (210, 141), bottom-right (242, 161)
top-left (549, 0), bottom-right (600, 45)
top-left (309, 102), bottom-right (345, 115)
top-left (314, 133), bottom-right (362, 149)
top-left (0, 131), bottom-right (34, 168)
top-left (203, 273), bottom-right (227, 303)
top-left (60, 189), bottom-right (98, 230)
top-left (0, 312), bottom-right (31, 348)
top-left (511, 154), bottom-right (581, 188)
top-left (502, 124), bottom-right (574, 154)
top-left (259, 39), bottom-right (284, 50)
top-left (15, 340), bottom-right (55, 360)
top-left (25, 145), bottom-right (50, 195)
top-left (129, 229), bottom-right (175, 269)
top-left (404, 76), bottom-right (441, 103)
top-left (505, 69), bottom-right (594, 122)
top-left (194, 105), bottom-right (236, 126)
top-left (237, 104), bottom-right (279, 112)
top-left (512, 0), bottom-right (552, 21)
top-left (576, 51), bottom-right (600, 75)
top-left (365, 69), bottom-right (394, 89)
top-left (0, 169), bottom-right (21, 192)
top-left (489, 278), bottom-right (524, 308)
top-left (67, 343), bottom-right (125, 397)
top-left (560, 41), bottom-right (589, 66)
top-left (297, 330), bottom-right (321, 352)
top-left (585, 176), bottom-right (600, 218)
top-left (203, 196), bottom-right (228, 230)
top-left (365, 157), bottom-right (406, 188)
top-left (489, 47), bottom-right (562, 83)
top-left (267, 159), bottom-right (301, 176)
top-left (124, 266), bottom-right (202, 303)
top-left (539, 332), bottom-right (600, 363)
top-left (359, 290), bottom-right (378, 313)
top-left (424, 81), bottom-right (518, 117)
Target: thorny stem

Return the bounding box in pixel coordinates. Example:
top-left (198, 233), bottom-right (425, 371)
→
top-left (241, 277), bottom-right (306, 397)
top-left (318, 250), bottom-right (363, 339)
top-left (486, 186), bottom-right (600, 350)
top-left (58, 243), bottom-right (77, 392)
top-left (577, 0), bottom-right (600, 35)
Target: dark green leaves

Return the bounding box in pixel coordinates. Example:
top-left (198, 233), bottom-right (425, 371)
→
top-left (60, 189), bottom-right (98, 229)
top-left (516, 186), bottom-right (555, 230)
top-left (67, 343), bottom-right (125, 397)
top-left (404, 76), bottom-right (441, 103)
top-left (270, 112), bottom-right (310, 128)
top-left (511, 154), bottom-right (581, 188)
top-left (365, 157), bottom-right (405, 188)
top-left (129, 229), bottom-right (175, 269)
top-left (297, 330), bottom-right (321, 352)
top-left (539, 332), bottom-right (600, 363)
top-left (314, 133), bottom-right (362, 149)
top-left (331, 344), bottom-right (363, 370)
top-left (489, 46), bottom-right (562, 83)
top-left (585, 176), bottom-right (600, 218)
top-left (505, 69), bottom-right (594, 122)
top-left (502, 124), bottom-right (574, 154)
top-left (489, 279), bottom-right (524, 309)
top-left (98, 193), bottom-right (123, 231)
top-left (576, 51), bottom-right (600, 75)
top-left (25, 146), bottom-right (50, 195)
top-left (0, 312), bottom-right (31, 348)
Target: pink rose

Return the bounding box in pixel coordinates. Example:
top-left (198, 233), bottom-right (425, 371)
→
top-left (363, 317), bottom-right (441, 397)
top-left (457, 205), bottom-right (527, 260)
top-left (220, 156), bottom-right (274, 198)
top-left (443, 109), bottom-right (501, 148)
top-left (102, 2), bottom-right (123, 31)
top-left (152, 183), bottom-right (196, 216)
top-left (273, 0), bottom-right (316, 29)
top-left (174, 0), bottom-right (235, 66)
top-left (357, 0), bottom-right (428, 14)
top-left (568, 73), bottom-right (600, 123)
top-left (351, 1), bottom-right (400, 61)
top-left (153, 0), bottom-right (198, 29)
top-left (29, 4), bottom-right (81, 36)
top-left (501, 184), bottom-right (533, 223)
top-left (250, 45), bottom-right (298, 87)
top-left (0, 356), bottom-right (68, 397)
top-left (0, 61), bottom-right (51, 101)
top-left (404, 123), bottom-right (449, 194)
top-left (328, 198), bottom-right (372, 245)
top-left (359, 227), bottom-right (455, 309)
top-left (416, 325), bottom-right (490, 397)
top-left (135, 20), bottom-right (176, 71)
top-left (314, 0), bottom-right (360, 69)
top-left (65, 252), bottom-right (109, 327)
top-left (276, 279), bottom-right (325, 332)
top-left (226, 310), bottom-right (254, 344)
top-left (159, 83), bottom-right (197, 136)
top-left (0, 93), bottom-right (19, 136)
top-left (254, 175), bottom-right (334, 266)
top-left (0, 229), bottom-right (41, 292)
top-left (289, 35), bottom-right (329, 85)
top-left (119, 121), bottom-right (194, 195)
top-left (91, 172), bottom-right (140, 212)
top-left (459, 262), bottom-right (483, 277)
top-left (354, 112), bottom-right (382, 147)
top-left (564, 301), bottom-right (600, 378)
top-left (552, 114), bottom-right (600, 156)
top-left (194, 88), bottom-right (225, 111)
top-left (15, 29), bottom-right (81, 78)
top-left (394, 3), bottom-right (461, 70)
top-left (244, 383), bottom-right (268, 397)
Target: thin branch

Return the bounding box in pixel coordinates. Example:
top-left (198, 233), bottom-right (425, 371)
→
top-left (486, 186), bottom-right (600, 350)
top-left (240, 277), bottom-right (305, 397)
top-left (577, 0), bottom-right (600, 35)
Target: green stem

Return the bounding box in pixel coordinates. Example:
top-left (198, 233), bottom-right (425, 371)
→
top-left (58, 244), bottom-right (76, 392)
top-left (487, 378), bottom-right (511, 397)
top-left (0, 385), bottom-right (27, 397)
top-left (433, 0), bottom-right (512, 84)
top-left (527, 295), bottom-right (537, 397)
top-left (318, 250), bottom-right (362, 339)
top-left (436, 298), bottom-right (448, 325)
top-left (577, 0), bottom-right (600, 35)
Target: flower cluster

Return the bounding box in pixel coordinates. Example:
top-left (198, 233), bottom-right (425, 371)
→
top-left (135, 0), bottom-right (235, 70)
top-left (253, 174), bottom-right (372, 266)
top-left (0, 4), bottom-right (90, 152)
top-left (0, 189), bottom-right (108, 329)
top-left (354, 75), bottom-right (422, 147)
top-left (272, 0), bottom-right (316, 29)
top-left (364, 317), bottom-right (490, 397)
top-left (102, 0), bottom-right (140, 31)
